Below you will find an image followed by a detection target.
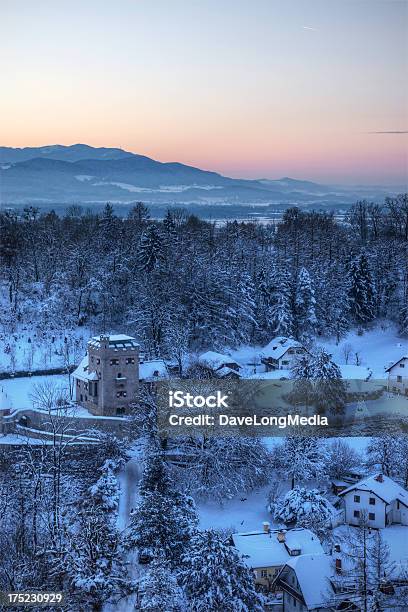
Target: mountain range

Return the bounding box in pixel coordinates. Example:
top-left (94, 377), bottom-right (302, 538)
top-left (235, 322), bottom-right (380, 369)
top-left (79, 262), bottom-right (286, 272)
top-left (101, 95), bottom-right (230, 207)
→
top-left (0, 144), bottom-right (402, 208)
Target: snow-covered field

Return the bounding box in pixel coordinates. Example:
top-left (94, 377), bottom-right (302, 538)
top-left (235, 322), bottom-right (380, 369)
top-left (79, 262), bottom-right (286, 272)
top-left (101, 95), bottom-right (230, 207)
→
top-left (0, 327), bottom-right (89, 373)
top-left (1, 374), bottom-right (68, 410)
top-left (228, 322), bottom-right (407, 379)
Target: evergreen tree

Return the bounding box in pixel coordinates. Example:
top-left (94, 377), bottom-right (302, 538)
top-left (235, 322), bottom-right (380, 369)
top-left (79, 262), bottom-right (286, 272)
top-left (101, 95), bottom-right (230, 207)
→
top-left (348, 253), bottom-right (376, 323)
top-left (138, 225), bottom-right (165, 272)
top-left (125, 490), bottom-right (198, 567)
top-left (310, 348), bottom-right (347, 415)
top-left (139, 560), bottom-right (187, 611)
top-left (139, 448), bottom-right (175, 498)
top-left (179, 530), bottom-right (264, 612)
top-left (294, 267), bottom-right (317, 341)
top-left (270, 269), bottom-right (294, 336)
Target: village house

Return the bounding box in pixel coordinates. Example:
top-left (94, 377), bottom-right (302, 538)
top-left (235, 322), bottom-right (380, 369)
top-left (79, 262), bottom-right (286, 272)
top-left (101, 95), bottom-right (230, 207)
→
top-left (385, 355), bottom-right (408, 395)
top-left (261, 337), bottom-right (307, 372)
top-left (338, 473), bottom-right (408, 529)
top-left (231, 524), bottom-right (323, 591)
top-left (198, 351), bottom-right (242, 379)
top-left (273, 553), bottom-right (359, 612)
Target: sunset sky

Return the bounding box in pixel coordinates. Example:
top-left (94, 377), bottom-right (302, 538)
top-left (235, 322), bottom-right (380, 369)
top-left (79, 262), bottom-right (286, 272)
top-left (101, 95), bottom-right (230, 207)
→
top-left (1, 0), bottom-right (407, 185)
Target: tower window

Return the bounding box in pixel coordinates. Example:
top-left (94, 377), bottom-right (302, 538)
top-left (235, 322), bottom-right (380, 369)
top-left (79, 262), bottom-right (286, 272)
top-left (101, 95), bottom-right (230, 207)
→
top-left (126, 357), bottom-right (135, 364)
top-left (110, 359), bottom-right (119, 365)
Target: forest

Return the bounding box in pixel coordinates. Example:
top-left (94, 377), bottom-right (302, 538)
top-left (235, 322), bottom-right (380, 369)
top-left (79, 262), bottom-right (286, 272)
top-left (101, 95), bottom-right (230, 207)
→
top-left (0, 195), bottom-right (407, 357)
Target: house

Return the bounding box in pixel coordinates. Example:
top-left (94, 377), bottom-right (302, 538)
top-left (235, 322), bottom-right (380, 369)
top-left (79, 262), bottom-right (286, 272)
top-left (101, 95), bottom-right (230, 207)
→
top-left (261, 337), bottom-right (307, 372)
top-left (273, 553), bottom-right (359, 612)
top-left (385, 355), bottom-right (408, 395)
top-left (331, 466), bottom-right (367, 496)
top-left (198, 351), bottom-right (241, 378)
top-left (139, 359), bottom-right (169, 384)
top-left (231, 524), bottom-right (323, 591)
top-left (73, 334), bottom-right (139, 416)
top-left (338, 473), bottom-right (408, 528)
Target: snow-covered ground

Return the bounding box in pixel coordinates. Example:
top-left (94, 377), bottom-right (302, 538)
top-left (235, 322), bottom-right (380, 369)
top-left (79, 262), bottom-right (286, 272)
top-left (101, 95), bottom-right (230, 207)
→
top-left (319, 322), bottom-right (407, 379)
top-left (0, 327), bottom-right (89, 372)
top-left (0, 374), bottom-right (68, 410)
top-left (198, 484), bottom-right (274, 532)
top-left (227, 322), bottom-right (407, 379)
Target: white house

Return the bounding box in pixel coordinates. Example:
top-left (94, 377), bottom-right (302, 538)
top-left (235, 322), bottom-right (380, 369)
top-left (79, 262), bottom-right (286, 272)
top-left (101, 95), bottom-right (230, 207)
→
top-left (338, 473), bottom-right (408, 529)
top-left (273, 553), bottom-right (358, 612)
top-left (385, 355), bottom-right (408, 395)
top-left (198, 351), bottom-right (241, 378)
top-left (261, 337), bottom-right (307, 372)
top-left (231, 525), bottom-right (323, 590)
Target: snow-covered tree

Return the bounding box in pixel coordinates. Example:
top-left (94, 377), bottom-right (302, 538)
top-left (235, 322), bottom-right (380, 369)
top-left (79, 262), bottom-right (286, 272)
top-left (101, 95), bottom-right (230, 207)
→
top-left (269, 269), bottom-right (294, 337)
top-left (272, 487), bottom-right (333, 527)
top-left (125, 490), bottom-right (199, 567)
top-left (294, 267), bottom-right (317, 341)
top-left (179, 529), bottom-right (264, 612)
top-left (324, 439), bottom-right (362, 480)
top-left (367, 435), bottom-right (400, 477)
top-left (310, 348), bottom-right (347, 415)
top-left (279, 436), bottom-right (327, 489)
top-left (335, 514), bottom-right (395, 612)
top-left (139, 448), bottom-right (175, 498)
top-left (89, 460), bottom-right (120, 513)
top-left (348, 252), bottom-right (376, 324)
top-left (138, 225), bottom-right (165, 272)
top-left (178, 437), bottom-right (271, 502)
top-left (139, 560), bottom-right (187, 611)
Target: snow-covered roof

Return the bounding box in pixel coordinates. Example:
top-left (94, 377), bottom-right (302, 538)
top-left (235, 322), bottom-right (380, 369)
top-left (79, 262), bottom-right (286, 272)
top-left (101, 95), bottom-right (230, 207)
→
top-left (72, 356), bottom-right (99, 382)
top-left (283, 553), bottom-right (333, 609)
top-left (249, 369), bottom-right (291, 380)
top-left (88, 334), bottom-right (139, 349)
top-left (198, 351), bottom-right (241, 371)
top-left (339, 364), bottom-right (372, 380)
top-left (261, 337), bottom-right (304, 360)
top-left (216, 366), bottom-right (241, 378)
top-left (139, 359), bottom-right (168, 381)
top-left (385, 355), bottom-right (408, 372)
top-left (339, 474), bottom-right (408, 507)
top-left (232, 527), bottom-right (323, 569)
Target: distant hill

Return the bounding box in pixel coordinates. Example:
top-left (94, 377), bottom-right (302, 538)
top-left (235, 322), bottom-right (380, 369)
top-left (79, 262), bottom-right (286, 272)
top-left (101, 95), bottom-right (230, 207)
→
top-left (0, 144), bottom-right (132, 163)
top-left (0, 144), bottom-right (402, 207)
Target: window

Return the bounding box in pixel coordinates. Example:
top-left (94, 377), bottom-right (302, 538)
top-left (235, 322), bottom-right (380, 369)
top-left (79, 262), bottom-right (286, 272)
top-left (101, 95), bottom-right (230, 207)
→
top-left (117, 373), bottom-right (122, 378)
top-left (354, 510), bottom-right (360, 518)
top-left (126, 357), bottom-right (135, 364)
top-left (96, 358), bottom-right (100, 365)
top-left (110, 358), bottom-right (119, 365)
top-left (80, 394), bottom-right (83, 402)
top-left (369, 497), bottom-right (376, 505)
top-left (397, 376), bottom-right (402, 383)
top-left (400, 363), bottom-right (405, 368)
top-left (261, 570), bottom-right (267, 578)
top-left (369, 513), bottom-right (375, 521)
top-left (354, 495), bottom-right (360, 503)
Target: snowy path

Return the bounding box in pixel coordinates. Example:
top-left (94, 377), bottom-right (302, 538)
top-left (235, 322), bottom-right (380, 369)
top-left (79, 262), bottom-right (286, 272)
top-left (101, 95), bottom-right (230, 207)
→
top-left (105, 457), bottom-right (141, 612)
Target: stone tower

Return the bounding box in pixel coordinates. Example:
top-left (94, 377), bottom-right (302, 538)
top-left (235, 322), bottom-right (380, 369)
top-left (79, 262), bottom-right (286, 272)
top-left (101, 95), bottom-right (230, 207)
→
top-left (74, 334), bottom-right (139, 416)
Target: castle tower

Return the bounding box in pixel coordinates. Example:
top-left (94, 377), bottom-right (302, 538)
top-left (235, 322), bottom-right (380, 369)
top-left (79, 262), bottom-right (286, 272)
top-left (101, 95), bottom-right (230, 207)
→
top-left (74, 334), bottom-right (139, 416)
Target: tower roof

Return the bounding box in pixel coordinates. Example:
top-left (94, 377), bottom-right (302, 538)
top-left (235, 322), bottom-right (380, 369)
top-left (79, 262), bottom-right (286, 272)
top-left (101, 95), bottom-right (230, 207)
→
top-left (88, 334), bottom-right (139, 349)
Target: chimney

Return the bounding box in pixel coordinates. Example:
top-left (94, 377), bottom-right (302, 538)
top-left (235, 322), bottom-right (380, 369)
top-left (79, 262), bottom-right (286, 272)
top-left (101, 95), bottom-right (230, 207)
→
top-left (375, 474), bottom-right (384, 483)
top-left (277, 529), bottom-right (286, 543)
top-left (262, 521), bottom-right (270, 534)
top-left (335, 558), bottom-right (342, 574)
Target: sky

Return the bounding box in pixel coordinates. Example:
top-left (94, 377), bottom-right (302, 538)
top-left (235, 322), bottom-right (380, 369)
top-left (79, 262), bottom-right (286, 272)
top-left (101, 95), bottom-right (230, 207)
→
top-left (1, 0), bottom-right (407, 185)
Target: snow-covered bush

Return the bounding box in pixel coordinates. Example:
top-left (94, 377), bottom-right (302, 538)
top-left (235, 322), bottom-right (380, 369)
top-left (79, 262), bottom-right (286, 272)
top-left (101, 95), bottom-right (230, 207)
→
top-left (273, 487), bottom-right (333, 527)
